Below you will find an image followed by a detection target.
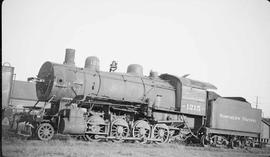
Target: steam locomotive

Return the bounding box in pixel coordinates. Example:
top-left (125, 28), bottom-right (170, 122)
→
top-left (13, 49), bottom-right (263, 148)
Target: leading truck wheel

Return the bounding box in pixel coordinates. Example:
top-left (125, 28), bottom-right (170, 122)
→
top-left (37, 123), bottom-right (54, 141)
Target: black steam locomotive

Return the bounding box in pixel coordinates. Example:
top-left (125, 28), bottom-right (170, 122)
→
top-left (13, 49), bottom-right (262, 148)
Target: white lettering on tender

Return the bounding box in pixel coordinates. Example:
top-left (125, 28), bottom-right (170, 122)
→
top-left (220, 114), bottom-right (240, 120)
top-left (219, 114), bottom-right (256, 123)
top-left (242, 117), bottom-right (256, 123)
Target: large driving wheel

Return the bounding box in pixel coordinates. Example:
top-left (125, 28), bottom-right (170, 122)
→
top-left (152, 124), bottom-right (169, 144)
top-left (37, 123), bottom-right (54, 141)
top-left (132, 120), bottom-right (151, 143)
top-left (85, 116), bottom-right (105, 142)
top-left (111, 118), bottom-right (129, 142)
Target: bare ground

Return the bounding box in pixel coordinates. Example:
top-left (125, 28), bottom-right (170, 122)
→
top-left (2, 126), bottom-right (270, 157)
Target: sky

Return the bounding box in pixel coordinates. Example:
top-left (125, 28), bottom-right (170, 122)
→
top-left (2, 0), bottom-right (270, 117)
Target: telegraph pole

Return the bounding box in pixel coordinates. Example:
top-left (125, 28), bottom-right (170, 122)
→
top-left (256, 96), bottom-right (258, 109)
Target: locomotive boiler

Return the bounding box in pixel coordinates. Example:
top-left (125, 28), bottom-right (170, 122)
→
top-left (13, 48), bottom-right (263, 148)
top-left (36, 49), bottom-right (175, 109)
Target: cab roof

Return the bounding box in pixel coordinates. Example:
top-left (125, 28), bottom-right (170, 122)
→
top-left (160, 73), bottom-right (217, 90)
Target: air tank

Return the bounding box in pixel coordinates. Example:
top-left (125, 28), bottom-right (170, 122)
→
top-left (2, 63), bottom-right (14, 109)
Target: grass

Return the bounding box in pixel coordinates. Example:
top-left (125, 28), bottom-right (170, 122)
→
top-left (2, 126), bottom-right (270, 157)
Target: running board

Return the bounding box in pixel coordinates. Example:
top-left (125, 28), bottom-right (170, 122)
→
top-left (95, 135), bottom-right (162, 142)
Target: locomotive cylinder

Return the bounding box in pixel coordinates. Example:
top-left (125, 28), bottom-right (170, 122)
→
top-left (59, 108), bottom-right (86, 134)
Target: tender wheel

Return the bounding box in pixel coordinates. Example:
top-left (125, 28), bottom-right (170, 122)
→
top-left (210, 135), bottom-right (223, 147)
top-left (37, 123), bottom-right (54, 141)
top-left (210, 135), bottom-right (218, 147)
top-left (132, 120), bottom-right (151, 144)
top-left (209, 135), bottom-right (229, 148)
top-left (245, 138), bottom-right (255, 148)
top-left (152, 124), bottom-right (169, 144)
top-left (230, 137), bottom-right (242, 149)
top-left (231, 140), bottom-right (241, 149)
top-left (201, 135), bottom-right (210, 147)
top-left (111, 118), bottom-right (129, 142)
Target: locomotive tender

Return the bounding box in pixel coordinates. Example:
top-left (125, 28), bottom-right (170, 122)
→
top-left (14, 49), bottom-right (262, 147)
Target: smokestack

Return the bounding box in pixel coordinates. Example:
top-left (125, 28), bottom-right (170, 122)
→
top-left (63, 48), bottom-right (75, 66)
